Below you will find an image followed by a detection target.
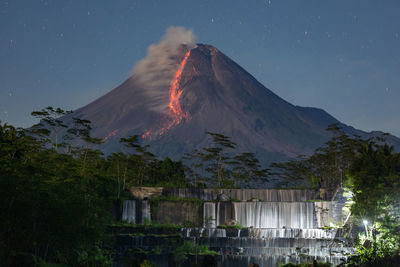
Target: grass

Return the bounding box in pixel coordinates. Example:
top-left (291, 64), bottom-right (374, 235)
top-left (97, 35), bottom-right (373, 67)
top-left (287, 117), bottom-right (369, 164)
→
top-left (217, 223), bottom-right (245, 230)
top-left (280, 262), bottom-right (332, 267)
top-left (150, 195), bottom-right (204, 204)
top-left (109, 221), bottom-right (183, 229)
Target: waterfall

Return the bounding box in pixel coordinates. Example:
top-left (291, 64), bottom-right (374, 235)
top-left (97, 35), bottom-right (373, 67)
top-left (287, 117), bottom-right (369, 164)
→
top-left (122, 200), bottom-right (136, 223)
top-left (221, 254), bottom-right (350, 267)
top-left (246, 228), bottom-right (337, 239)
top-left (203, 202), bottom-right (217, 228)
top-left (233, 202), bottom-right (315, 228)
top-left (181, 228), bottom-right (227, 238)
top-left (225, 189), bottom-right (316, 202)
top-left (141, 200), bottom-right (151, 224)
top-left (198, 237), bottom-right (341, 250)
top-left (121, 188), bottom-right (351, 266)
top-left (161, 188), bottom-right (317, 201)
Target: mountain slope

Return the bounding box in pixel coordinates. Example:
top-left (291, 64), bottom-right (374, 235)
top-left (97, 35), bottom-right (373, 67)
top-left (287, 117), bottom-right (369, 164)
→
top-left (70, 44), bottom-right (400, 163)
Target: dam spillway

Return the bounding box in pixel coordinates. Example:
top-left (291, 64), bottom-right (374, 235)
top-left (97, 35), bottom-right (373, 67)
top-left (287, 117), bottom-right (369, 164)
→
top-left (118, 188), bottom-right (352, 266)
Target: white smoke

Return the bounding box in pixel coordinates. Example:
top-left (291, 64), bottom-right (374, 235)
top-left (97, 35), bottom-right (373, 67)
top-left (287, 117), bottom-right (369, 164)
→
top-left (133, 26), bottom-right (196, 112)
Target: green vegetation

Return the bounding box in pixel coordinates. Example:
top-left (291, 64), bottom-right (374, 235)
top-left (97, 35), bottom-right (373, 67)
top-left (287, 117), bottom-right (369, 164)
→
top-left (111, 221), bottom-right (184, 231)
top-left (0, 108), bottom-right (187, 265)
top-left (2, 107), bottom-right (400, 266)
top-left (173, 241), bottom-right (218, 266)
top-left (217, 222), bottom-right (245, 229)
top-left (0, 107), bottom-right (230, 266)
top-left (279, 262), bottom-right (331, 267)
top-left (272, 123), bottom-right (400, 265)
top-left (344, 141), bottom-right (400, 266)
top-left (0, 118), bottom-right (115, 265)
top-left (271, 123), bottom-right (364, 192)
top-left (150, 195), bottom-right (204, 204)
top-left (183, 132), bottom-right (269, 188)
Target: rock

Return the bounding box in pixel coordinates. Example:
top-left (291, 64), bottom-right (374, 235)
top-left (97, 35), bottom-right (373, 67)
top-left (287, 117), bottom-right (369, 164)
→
top-left (248, 263), bottom-right (259, 267)
top-left (225, 219), bottom-right (238, 226)
top-left (128, 187), bottom-right (163, 200)
top-left (217, 193), bottom-right (230, 201)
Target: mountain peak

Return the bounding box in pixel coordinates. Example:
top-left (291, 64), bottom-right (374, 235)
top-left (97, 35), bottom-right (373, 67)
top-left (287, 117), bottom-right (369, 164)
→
top-left (70, 43), bottom-right (400, 165)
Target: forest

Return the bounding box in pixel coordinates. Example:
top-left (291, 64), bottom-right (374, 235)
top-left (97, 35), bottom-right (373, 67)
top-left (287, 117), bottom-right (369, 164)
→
top-left (0, 107), bottom-right (399, 266)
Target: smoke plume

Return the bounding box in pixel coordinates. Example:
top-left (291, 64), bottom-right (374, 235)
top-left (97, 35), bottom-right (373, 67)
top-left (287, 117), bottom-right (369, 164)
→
top-left (133, 26), bottom-right (196, 113)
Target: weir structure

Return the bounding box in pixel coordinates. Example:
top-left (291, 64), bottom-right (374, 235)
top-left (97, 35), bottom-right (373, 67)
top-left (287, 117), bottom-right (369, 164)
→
top-left (118, 188), bottom-right (353, 266)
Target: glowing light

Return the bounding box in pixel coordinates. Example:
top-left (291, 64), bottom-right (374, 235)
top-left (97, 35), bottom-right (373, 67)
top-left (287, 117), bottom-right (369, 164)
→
top-left (168, 50), bottom-right (190, 120)
top-left (363, 219), bottom-right (369, 238)
top-left (142, 130), bottom-right (151, 139)
top-left (103, 129), bottom-right (119, 141)
top-left (159, 50), bottom-right (191, 136)
top-left (141, 50), bottom-right (191, 139)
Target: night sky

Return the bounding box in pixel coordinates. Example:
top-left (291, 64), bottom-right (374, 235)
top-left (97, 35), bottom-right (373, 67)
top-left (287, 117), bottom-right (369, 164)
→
top-left (1, 0), bottom-right (399, 136)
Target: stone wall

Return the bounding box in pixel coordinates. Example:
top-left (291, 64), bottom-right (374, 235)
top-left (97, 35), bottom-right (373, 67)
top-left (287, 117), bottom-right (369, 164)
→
top-left (153, 201), bottom-right (202, 226)
top-left (161, 188), bottom-right (319, 201)
top-left (120, 188), bottom-right (352, 266)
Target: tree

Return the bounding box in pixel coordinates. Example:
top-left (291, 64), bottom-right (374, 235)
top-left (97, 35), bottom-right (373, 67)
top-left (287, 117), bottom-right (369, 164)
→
top-left (231, 152), bottom-right (269, 188)
top-left (0, 121), bottom-right (113, 266)
top-left (183, 132), bottom-right (237, 188)
top-left (30, 106), bottom-right (72, 150)
top-left (270, 124), bottom-right (365, 192)
top-left (183, 132), bottom-right (269, 188)
top-left (346, 141), bottom-right (400, 264)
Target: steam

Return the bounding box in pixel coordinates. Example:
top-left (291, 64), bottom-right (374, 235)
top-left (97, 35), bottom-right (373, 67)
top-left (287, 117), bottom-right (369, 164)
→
top-left (133, 26), bottom-right (196, 112)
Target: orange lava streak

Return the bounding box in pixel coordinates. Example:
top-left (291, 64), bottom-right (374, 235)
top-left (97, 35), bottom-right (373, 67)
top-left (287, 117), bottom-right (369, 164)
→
top-left (144, 50), bottom-right (191, 139)
top-left (103, 129), bottom-right (119, 141)
top-left (168, 50), bottom-right (191, 123)
top-left (141, 130), bottom-right (151, 139)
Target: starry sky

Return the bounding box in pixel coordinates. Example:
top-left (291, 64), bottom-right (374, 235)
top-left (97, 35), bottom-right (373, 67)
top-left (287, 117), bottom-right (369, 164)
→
top-left (1, 0), bottom-right (399, 136)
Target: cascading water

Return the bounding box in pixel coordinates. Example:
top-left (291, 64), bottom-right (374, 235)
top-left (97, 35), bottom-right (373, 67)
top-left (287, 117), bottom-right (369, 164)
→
top-left (203, 202), bottom-right (217, 228)
top-left (195, 191), bottom-right (351, 266)
top-left (141, 200), bottom-right (151, 224)
top-left (161, 188), bottom-right (317, 202)
top-left (119, 188), bottom-right (352, 266)
top-left (233, 202), bottom-right (315, 228)
top-left (122, 200), bottom-right (136, 223)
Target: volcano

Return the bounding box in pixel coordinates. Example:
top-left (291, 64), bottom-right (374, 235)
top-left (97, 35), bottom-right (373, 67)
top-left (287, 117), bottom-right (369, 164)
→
top-left (71, 44), bottom-right (400, 163)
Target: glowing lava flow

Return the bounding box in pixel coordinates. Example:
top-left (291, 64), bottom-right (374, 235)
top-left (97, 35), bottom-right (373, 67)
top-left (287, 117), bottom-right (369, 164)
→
top-left (142, 50), bottom-right (191, 139)
top-left (168, 50), bottom-right (191, 122)
top-left (141, 130), bottom-right (151, 139)
top-left (103, 129), bottom-right (119, 141)
top-left (158, 50), bottom-right (191, 136)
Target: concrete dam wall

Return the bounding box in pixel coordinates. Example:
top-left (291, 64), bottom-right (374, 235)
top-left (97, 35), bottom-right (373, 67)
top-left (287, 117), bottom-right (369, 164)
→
top-left (119, 188), bottom-right (352, 266)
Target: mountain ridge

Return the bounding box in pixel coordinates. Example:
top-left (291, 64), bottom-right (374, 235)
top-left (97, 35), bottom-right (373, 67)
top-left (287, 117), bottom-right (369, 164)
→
top-left (69, 43), bottom-right (400, 164)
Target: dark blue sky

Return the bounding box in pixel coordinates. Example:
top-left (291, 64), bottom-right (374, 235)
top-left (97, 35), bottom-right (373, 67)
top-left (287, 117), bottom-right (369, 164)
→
top-left (1, 0), bottom-right (399, 136)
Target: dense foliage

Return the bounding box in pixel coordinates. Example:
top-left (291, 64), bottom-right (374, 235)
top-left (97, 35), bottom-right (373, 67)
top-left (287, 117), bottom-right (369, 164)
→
top-left (344, 141), bottom-right (400, 266)
top-left (0, 110), bottom-right (189, 265)
top-left (0, 107), bottom-right (270, 266)
top-left (0, 122), bottom-right (112, 265)
top-left (271, 123), bottom-right (364, 192)
top-left (272, 123), bottom-right (400, 265)
top-left (183, 132), bottom-right (269, 188)
top-left (2, 108), bottom-right (399, 266)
